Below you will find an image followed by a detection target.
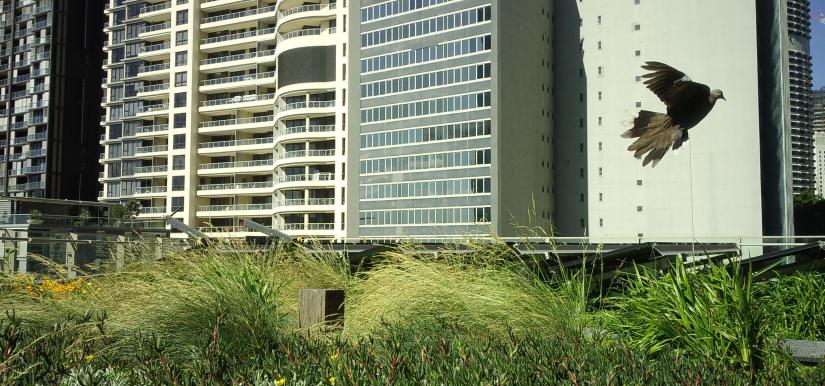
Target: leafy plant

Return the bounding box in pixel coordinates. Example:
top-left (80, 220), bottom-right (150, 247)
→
top-left (608, 259), bottom-right (771, 370)
top-left (109, 200), bottom-right (140, 220)
top-left (28, 209), bottom-right (42, 221)
top-left (75, 207), bottom-right (91, 226)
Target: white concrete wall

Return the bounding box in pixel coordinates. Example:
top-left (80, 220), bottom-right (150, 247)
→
top-left (571, 0), bottom-right (763, 243)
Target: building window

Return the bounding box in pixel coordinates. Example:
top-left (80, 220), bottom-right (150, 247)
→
top-left (635, 50), bottom-right (641, 57)
top-left (633, 23), bottom-right (641, 31)
top-left (637, 206), bottom-right (644, 212)
top-left (597, 16), bottom-right (602, 24)
top-left (173, 134), bottom-right (186, 149)
top-left (598, 167), bottom-right (603, 176)
top-left (172, 176), bottom-right (184, 191)
top-left (175, 51), bottom-right (187, 66)
top-left (175, 31), bottom-right (188, 46)
top-left (636, 101), bottom-right (642, 108)
top-left (172, 197), bottom-right (184, 211)
top-left (599, 192), bottom-right (603, 202)
top-left (173, 155), bottom-right (185, 170)
top-left (598, 116), bottom-right (603, 125)
top-left (598, 66), bottom-right (603, 75)
top-left (635, 75), bottom-right (642, 82)
top-left (176, 10), bottom-right (188, 25)
top-left (599, 218), bottom-right (604, 227)
top-left (174, 113), bottom-right (186, 128)
top-left (597, 41), bottom-right (602, 50)
top-left (174, 92), bottom-right (186, 108)
top-left (598, 142), bottom-right (603, 151)
top-left (175, 72), bottom-right (187, 87)
top-left (637, 179), bottom-right (643, 186)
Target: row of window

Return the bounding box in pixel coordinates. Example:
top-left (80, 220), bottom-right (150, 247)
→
top-left (361, 34), bottom-right (491, 73)
top-left (360, 177), bottom-right (492, 200)
top-left (361, 63), bottom-right (491, 98)
top-left (361, 6), bottom-right (491, 48)
top-left (360, 119), bottom-right (491, 149)
top-left (360, 148), bottom-right (492, 175)
top-left (360, 91), bottom-right (491, 124)
top-left (361, 0), bottom-right (456, 23)
top-left (360, 206), bottom-right (491, 226)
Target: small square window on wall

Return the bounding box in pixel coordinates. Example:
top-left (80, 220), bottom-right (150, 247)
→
top-left (174, 92), bottom-right (186, 108)
top-left (173, 155), bottom-right (185, 170)
top-left (633, 23), bottom-right (641, 31)
top-left (172, 176), bottom-right (184, 191)
top-left (175, 51), bottom-right (187, 66)
top-left (176, 10), bottom-right (188, 25)
top-left (174, 72), bottom-right (187, 87)
top-left (636, 102), bottom-right (642, 108)
top-left (172, 197), bottom-right (185, 212)
top-left (598, 66), bottom-right (603, 75)
top-left (175, 31), bottom-right (188, 46)
top-left (173, 134), bottom-right (186, 149)
top-left (174, 113), bottom-right (186, 128)
top-left (599, 218), bottom-right (604, 227)
top-left (635, 50), bottom-right (641, 57)
top-left (637, 206), bottom-right (644, 212)
top-left (637, 179), bottom-right (643, 186)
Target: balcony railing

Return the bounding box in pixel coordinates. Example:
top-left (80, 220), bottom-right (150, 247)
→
top-left (279, 198), bottom-right (335, 206)
top-left (276, 172), bottom-right (335, 183)
top-left (201, 5), bottom-right (277, 24)
top-left (277, 124), bottom-right (335, 135)
top-left (198, 181), bottom-right (273, 191)
top-left (135, 165), bottom-right (168, 174)
top-left (201, 49), bottom-right (275, 66)
top-left (136, 124), bottom-right (169, 134)
top-left (197, 203), bottom-right (273, 212)
top-left (279, 149), bottom-right (335, 159)
top-left (199, 137), bottom-right (274, 149)
top-left (278, 100), bottom-right (335, 112)
top-left (278, 27), bottom-right (334, 43)
top-left (141, 22), bottom-right (171, 34)
top-left (198, 159), bottom-right (274, 170)
top-left (275, 223), bottom-right (335, 231)
top-left (138, 83), bottom-right (169, 93)
top-left (201, 93), bottom-right (275, 107)
top-left (199, 115), bottom-right (274, 129)
top-left (137, 63), bottom-right (170, 73)
top-left (200, 71), bottom-right (276, 86)
top-left (140, 207), bottom-right (167, 214)
top-left (138, 104), bottom-right (169, 113)
top-left (141, 2), bottom-right (170, 14)
top-left (202, 27), bottom-right (277, 45)
top-left (136, 145), bottom-right (168, 153)
top-left (140, 42), bottom-right (170, 53)
top-left (136, 186), bottom-right (168, 194)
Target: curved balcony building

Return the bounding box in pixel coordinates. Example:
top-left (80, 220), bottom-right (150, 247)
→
top-left (101, 0), bottom-right (347, 239)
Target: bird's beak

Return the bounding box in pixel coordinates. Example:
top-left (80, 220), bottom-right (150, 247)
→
top-left (721, 96), bottom-right (726, 101)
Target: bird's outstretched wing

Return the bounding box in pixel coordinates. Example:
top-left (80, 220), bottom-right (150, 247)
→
top-left (642, 61), bottom-right (708, 110)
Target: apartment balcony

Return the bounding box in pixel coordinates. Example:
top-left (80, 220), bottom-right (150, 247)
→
top-left (198, 115), bottom-right (275, 134)
top-left (200, 71), bottom-right (277, 92)
top-left (199, 93), bottom-right (276, 113)
top-left (200, 27), bottom-right (277, 52)
top-left (273, 222), bottom-right (335, 233)
top-left (274, 197), bottom-right (336, 213)
top-left (135, 186), bottom-right (168, 196)
top-left (138, 206), bottom-right (167, 217)
top-left (197, 159), bottom-right (274, 175)
top-left (200, 50), bottom-right (276, 72)
top-left (135, 145), bottom-right (168, 156)
top-left (137, 83), bottom-right (170, 98)
top-left (139, 22), bottom-right (171, 38)
top-left (277, 3), bottom-right (336, 31)
top-left (201, 5), bottom-right (277, 32)
top-left (275, 27), bottom-right (336, 55)
top-left (275, 124), bottom-right (335, 144)
top-left (136, 103), bottom-right (169, 117)
top-left (136, 63), bottom-right (170, 80)
top-left (198, 137), bottom-right (274, 155)
top-left (139, 2), bottom-right (171, 22)
top-left (134, 124), bottom-right (169, 138)
top-left (197, 181), bottom-right (274, 196)
top-left (138, 42), bottom-right (171, 59)
top-left (196, 203), bottom-right (273, 217)
top-left (201, 0), bottom-right (259, 11)
top-left (275, 99), bottom-right (335, 118)
top-left (274, 172), bottom-right (335, 189)
top-left (135, 164), bottom-right (168, 176)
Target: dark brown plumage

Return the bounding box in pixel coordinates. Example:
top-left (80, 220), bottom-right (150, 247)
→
top-left (622, 61), bottom-right (725, 167)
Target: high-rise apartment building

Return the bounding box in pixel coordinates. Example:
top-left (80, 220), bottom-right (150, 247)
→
top-left (100, 0), bottom-right (347, 238)
top-left (554, 1), bottom-right (780, 242)
top-left (346, 0), bottom-right (553, 239)
top-left (0, 0), bottom-right (103, 200)
top-left (786, 0), bottom-right (815, 193)
top-left (815, 131), bottom-right (825, 196)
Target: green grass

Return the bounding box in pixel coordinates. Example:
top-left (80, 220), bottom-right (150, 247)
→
top-left (0, 239), bottom-right (824, 384)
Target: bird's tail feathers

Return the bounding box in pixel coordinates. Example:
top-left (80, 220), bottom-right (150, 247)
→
top-left (621, 110), bottom-right (666, 139)
top-left (621, 110), bottom-right (680, 167)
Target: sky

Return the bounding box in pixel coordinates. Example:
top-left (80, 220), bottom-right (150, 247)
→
top-left (813, 4), bottom-right (825, 89)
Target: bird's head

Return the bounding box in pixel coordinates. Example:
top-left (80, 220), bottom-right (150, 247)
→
top-left (710, 89), bottom-right (726, 102)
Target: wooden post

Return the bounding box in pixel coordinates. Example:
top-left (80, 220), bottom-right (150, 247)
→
top-left (299, 289), bottom-right (345, 329)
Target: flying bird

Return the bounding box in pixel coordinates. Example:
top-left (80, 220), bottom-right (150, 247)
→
top-left (621, 61), bottom-right (725, 167)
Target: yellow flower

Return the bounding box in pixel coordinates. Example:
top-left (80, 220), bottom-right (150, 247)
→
top-left (84, 355), bottom-right (94, 362)
top-left (330, 353), bottom-right (338, 361)
top-left (328, 376), bottom-right (335, 385)
top-left (274, 377), bottom-right (286, 386)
